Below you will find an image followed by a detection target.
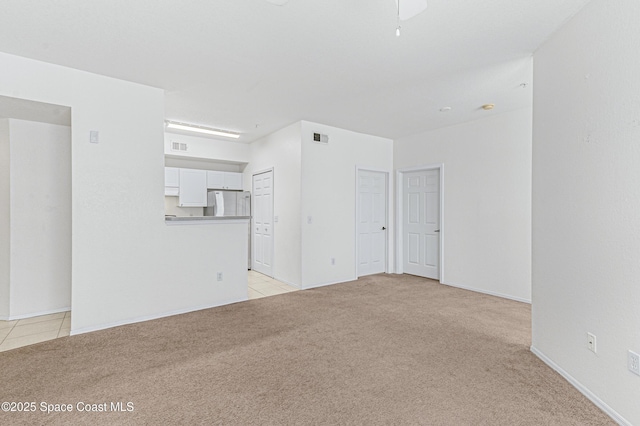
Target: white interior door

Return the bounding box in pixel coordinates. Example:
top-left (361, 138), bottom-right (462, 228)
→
top-left (252, 170), bottom-right (273, 277)
top-left (357, 170), bottom-right (387, 277)
top-left (403, 169), bottom-right (440, 279)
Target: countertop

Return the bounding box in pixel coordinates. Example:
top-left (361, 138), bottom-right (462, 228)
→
top-left (165, 216), bottom-right (250, 224)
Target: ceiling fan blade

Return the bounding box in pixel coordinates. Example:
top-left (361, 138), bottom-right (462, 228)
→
top-left (395, 0), bottom-right (428, 21)
top-left (265, 0), bottom-right (290, 5)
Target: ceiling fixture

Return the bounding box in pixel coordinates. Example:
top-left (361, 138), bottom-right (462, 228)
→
top-left (482, 104), bottom-right (495, 111)
top-left (165, 121), bottom-right (240, 139)
top-left (396, 1), bottom-right (401, 36)
top-left (264, 0), bottom-right (428, 35)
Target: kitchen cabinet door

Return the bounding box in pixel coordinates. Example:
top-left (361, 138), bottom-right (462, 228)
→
top-left (224, 172), bottom-right (243, 190)
top-left (207, 171), bottom-right (243, 190)
top-left (206, 171), bottom-right (225, 189)
top-left (165, 167), bottom-right (180, 197)
top-left (165, 167), bottom-right (180, 187)
top-left (179, 169), bottom-right (207, 207)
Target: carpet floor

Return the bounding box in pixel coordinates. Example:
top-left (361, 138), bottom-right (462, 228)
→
top-left (0, 274), bottom-right (614, 425)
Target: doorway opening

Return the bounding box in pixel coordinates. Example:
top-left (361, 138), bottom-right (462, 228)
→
top-left (0, 95), bottom-right (72, 352)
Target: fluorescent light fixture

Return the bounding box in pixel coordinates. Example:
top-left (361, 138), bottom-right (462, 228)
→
top-left (165, 121), bottom-right (240, 139)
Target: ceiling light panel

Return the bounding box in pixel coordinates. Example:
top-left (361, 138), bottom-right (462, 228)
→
top-left (165, 121), bottom-right (240, 139)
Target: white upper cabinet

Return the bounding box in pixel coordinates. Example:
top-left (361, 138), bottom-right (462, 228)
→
top-left (207, 171), bottom-right (243, 190)
top-left (165, 167), bottom-right (180, 196)
top-left (224, 172), bottom-right (243, 190)
top-left (206, 171), bottom-right (225, 189)
top-left (178, 169), bottom-right (207, 207)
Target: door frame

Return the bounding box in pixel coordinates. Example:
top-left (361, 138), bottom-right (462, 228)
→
top-left (251, 167), bottom-right (275, 277)
top-left (396, 163), bottom-right (445, 282)
top-left (355, 166), bottom-right (390, 277)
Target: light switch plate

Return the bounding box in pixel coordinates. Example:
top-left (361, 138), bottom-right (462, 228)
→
top-left (629, 350), bottom-right (640, 376)
top-left (587, 332), bottom-right (596, 353)
top-left (90, 130), bottom-right (99, 144)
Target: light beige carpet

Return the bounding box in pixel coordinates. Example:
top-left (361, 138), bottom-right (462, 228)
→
top-left (0, 274), bottom-right (613, 425)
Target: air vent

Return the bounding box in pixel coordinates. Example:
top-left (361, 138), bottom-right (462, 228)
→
top-left (170, 141), bottom-right (188, 152)
top-left (313, 132), bottom-right (329, 144)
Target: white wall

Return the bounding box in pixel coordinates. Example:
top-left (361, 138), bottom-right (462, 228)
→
top-left (164, 157), bottom-right (242, 173)
top-left (164, 132), bottom-right (250, 165)
top-left (0, 119), bottom-right (9, 319)
top-left (394, 108), bottom-right (532, 302)
top-left (244, 122), bottom-right (302, 287)
top-left (0, 52), bottom-right (248, 334)
top-left (8, 119), bottom-right (71, 317)
top-left (532, 1), bottom-right (640, 424)
top-left (164, 197), bottom-right (203, 218)
top-left (300, 121), bottom-right (394, 289)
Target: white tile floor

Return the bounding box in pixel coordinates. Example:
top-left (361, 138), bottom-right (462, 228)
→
top-left (0, 271), bottom-right (298, 353)
top-left (247, 270), bottom-right (299, 299)
top-left (0, 311), bottom-right (70, 352)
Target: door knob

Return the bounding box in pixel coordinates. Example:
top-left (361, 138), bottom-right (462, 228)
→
top-left (382, 226), bottom-right (387, 230)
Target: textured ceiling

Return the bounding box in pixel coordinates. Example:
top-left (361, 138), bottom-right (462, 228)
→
top-left (0, 0), bottom-right (591, 142)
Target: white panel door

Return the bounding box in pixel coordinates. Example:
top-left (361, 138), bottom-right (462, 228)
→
top-left (403, 169), bottom-right (440, 279)
top-left (357, 170), bottom-right (387, 277)
top-left (252, 170), bottom-right (273, 277)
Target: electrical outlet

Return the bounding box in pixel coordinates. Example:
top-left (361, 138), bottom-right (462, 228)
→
top-left (587, 333), bottom-right (597, 353)
top-left (330, 257), bottom-right (335, 266)
top-left (629, 350), bottom-right (640, 376)
top-left (217, 272), bottom-right (223, 282)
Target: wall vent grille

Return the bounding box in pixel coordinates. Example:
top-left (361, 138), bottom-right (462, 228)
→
top-left (313, 133), bottom-right (329, 144)
top-left (171, 141), bottom-right (188, 152)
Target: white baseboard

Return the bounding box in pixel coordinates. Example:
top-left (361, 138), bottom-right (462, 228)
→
top-left (70, 296), bottom-right (247, 336)
top-left (530, 346), bottom-right (630, 426)
top-left (301, 277), bottom-right (357, 291)
top-left (273, 277), bottom-right (301, 289)
top-left (441, 281), bottom-right (531, 304)
top-left (1, 306), bottom-right (71, 321)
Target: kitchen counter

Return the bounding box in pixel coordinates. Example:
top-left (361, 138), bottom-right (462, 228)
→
top-left (165, 216), bottom-right (250, 225)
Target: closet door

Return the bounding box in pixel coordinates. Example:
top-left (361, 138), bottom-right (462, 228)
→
top-left (252, 170), bottom-right (273, 277)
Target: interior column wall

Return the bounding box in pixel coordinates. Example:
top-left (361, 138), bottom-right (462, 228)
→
top-left (300, 121), bottom-right (393, 289)
top-left (532, 0), bottom-right (640, 423)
